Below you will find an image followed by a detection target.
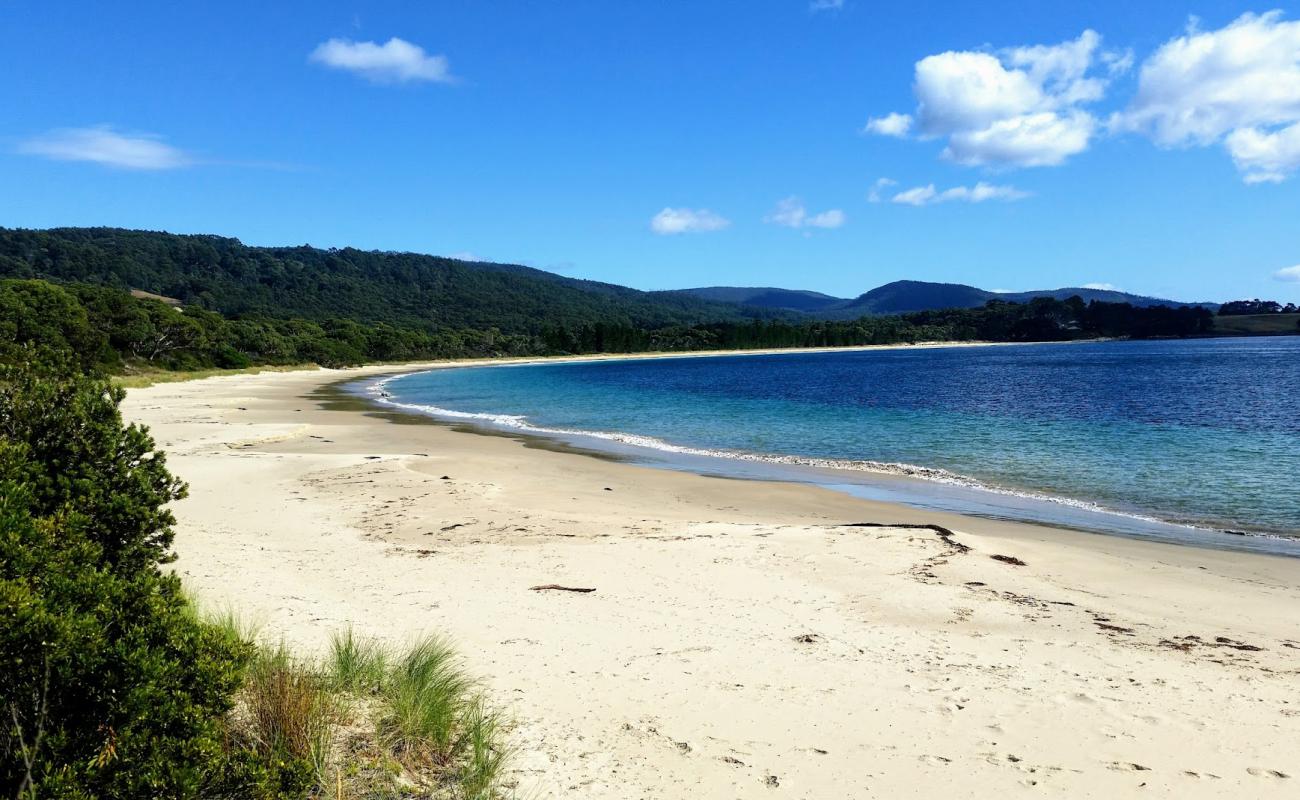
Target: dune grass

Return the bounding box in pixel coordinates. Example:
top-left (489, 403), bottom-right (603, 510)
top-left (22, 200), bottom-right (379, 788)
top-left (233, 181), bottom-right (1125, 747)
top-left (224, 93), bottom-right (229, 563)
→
top-left (326, 627), bottom-right (390, 694)
top-left (242, 645), bottom-right (336, 782)
top-left (182, 593), bottom-right (511, 797)
top-left (460, 700), bottom-right (510, 800)
top-left (380, 636), bottom-right (472, 761)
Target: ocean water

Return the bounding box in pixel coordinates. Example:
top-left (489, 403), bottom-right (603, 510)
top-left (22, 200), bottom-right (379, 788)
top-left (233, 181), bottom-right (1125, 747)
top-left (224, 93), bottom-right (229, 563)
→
top-left (371, 338), bottom-right (1300, 552)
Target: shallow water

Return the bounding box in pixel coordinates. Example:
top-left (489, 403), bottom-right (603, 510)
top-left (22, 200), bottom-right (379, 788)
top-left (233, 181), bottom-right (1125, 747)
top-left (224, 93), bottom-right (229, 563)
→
top-left (373, 338), bottom-right (1300, 552)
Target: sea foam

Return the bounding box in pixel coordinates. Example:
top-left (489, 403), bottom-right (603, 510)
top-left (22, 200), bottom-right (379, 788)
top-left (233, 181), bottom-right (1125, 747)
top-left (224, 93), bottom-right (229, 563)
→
top-left (365, 372), bottom-right (1273, 540)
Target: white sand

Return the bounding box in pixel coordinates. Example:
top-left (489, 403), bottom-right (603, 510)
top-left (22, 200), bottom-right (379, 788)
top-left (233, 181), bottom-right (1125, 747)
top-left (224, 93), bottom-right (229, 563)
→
top-left (121, 362), bottom-right (1300, 798)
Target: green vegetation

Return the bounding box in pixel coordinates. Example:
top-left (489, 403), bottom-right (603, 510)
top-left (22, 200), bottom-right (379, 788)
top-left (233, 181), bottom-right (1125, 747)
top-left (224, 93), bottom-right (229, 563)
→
top-left (1212, 312), bottom-right (1300, 335)
top-left (0, 227), bottom-right (1256, 379)
top-left (1, 273), bottom-right (1223, 380)
top-left (1218, 299), bottom-right (1299, 315)
top-left (1, 361), bottom-right (247, 797)
top-left (0, 358), bottom-right (509, 798)
top-left (0, 226), bottom-right (764, 334)
top-left (327, 628), bottom-right (390, 694)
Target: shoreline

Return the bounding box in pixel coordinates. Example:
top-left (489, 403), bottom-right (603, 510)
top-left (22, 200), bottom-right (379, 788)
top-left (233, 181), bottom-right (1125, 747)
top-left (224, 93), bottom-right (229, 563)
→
top-left (121, 364), bottom-right (1300, 798)
top-left (352, 351), bottom-right (1297, 556)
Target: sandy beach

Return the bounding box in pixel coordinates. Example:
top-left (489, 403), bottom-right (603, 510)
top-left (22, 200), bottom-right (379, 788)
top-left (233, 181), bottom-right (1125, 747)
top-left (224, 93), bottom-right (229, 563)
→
top-left (120, 359), bottom-right (1300, 799)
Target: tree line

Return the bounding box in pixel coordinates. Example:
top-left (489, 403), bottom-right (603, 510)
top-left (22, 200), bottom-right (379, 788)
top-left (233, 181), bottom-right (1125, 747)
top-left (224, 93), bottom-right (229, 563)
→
top-left (1, 278), bottom-right (1222, 376)
top-left (0, 226), bottom-right (768, 334)
top-left (1218, 299), bottom-right (1300, 315)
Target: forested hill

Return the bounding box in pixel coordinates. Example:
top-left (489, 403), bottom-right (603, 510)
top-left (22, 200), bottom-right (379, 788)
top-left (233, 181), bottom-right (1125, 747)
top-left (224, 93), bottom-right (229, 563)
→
top-left (676, 286), bottom-right (845, 313)
top-left (838, 281), bottom-right (1220, 315)
top-left (677, 280), bottom-right (1219, 316)
top-left (0, 227), bottom-right (765, 333)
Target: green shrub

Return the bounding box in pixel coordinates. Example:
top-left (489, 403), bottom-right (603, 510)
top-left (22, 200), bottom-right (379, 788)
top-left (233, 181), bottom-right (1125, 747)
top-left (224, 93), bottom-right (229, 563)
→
top-left (0, 364), bottom-right (249, 798)
top-left (0, 363), bottom-right (187, 574)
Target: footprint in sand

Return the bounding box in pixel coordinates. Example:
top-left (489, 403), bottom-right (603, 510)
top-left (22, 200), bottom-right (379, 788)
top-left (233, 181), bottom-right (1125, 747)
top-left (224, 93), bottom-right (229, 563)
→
top-left (1106, 761), bottom-right (1152, 772)
top-left (1246, 767), bottom-right (1290, 779)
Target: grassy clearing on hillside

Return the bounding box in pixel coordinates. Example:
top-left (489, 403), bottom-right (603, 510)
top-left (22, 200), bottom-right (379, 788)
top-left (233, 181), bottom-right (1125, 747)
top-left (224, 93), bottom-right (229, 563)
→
top-left (188, 603), bottom-right (512, 798)
top-left (1212, 313), bottom-right (1300, 335)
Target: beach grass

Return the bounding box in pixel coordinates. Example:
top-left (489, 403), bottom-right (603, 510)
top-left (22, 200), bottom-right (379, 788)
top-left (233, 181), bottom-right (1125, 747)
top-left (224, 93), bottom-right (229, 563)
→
top-left (379, 635), bottom-right (475, 761)
top-left (184, 593), bottom-right (511, 797)
top-left (460, 700), bottom-right (510, 799)
top-left (242, 644), bottom-right (336, 781)
top-left (326, 626), bottom-right (391, 693)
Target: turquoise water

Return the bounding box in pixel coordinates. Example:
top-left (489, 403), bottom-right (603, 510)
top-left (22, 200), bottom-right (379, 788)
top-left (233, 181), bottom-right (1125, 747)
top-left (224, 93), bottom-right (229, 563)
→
top-left (372, 338), bottom-right (1300, 550)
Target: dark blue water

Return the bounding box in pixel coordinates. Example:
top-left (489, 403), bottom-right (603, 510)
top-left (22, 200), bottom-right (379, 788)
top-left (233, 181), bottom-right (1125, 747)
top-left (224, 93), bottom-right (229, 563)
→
top-left (374, 338), bottom-right (1300, 545)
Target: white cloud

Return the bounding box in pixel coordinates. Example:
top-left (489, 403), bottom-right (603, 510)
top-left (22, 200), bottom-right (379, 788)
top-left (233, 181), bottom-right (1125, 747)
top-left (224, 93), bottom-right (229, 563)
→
top-left (447, 251), bottom-right (480, 261)
top-left (763, 197), bottom-right (845, 228)
top-left (891, 185), bottom-right (938, 206)
top-left (1225, 122), bottom-right (1300, 184)
top-left (944, 110), bottom-right (1095, 167)
top-left (873, 30), bottom-right (1123, 167)
top-left (1274, 264), bottom-right (1300, 282)
top-left (807, 208), bottom-right (846, 228)
top-left (1082, 282), bottom-right (1120, 290)
top-left (864, 112), bottom-right (912, 137)
top-left (1101, 49), bottom-right (1135, 76)
top-left (309, 37), bottom-right (454, 83)
top-left (1116, 12), bottom-right (1300, 182)
top-left (890, 181), bottom-right (1031, 206)
top-left (810, 0), bottom-right (844, 11)
top-left (867, 177), bottom-right (897, 202)
top-left (650, 207), bottom-right (730, 235)
top-left (17, 126), bottom-right (193, 169)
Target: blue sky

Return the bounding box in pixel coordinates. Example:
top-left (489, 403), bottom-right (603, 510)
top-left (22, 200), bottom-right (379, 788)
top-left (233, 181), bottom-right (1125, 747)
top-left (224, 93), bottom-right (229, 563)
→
top-left (3, 1), bottom-right (1299, 303)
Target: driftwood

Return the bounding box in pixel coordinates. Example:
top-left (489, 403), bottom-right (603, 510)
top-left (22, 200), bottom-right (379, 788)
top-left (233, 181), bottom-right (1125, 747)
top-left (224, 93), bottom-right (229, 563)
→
top-left (529, 584), bottom-right (596, 593)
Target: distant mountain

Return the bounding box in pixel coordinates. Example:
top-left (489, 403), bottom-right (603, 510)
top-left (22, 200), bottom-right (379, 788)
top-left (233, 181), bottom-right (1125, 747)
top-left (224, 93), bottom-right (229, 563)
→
top-left (835, 280), bottom-right (989, 315)
top-left (681, 280), bottom-right (1218, 317)
top-left (667, 286), bottom-right (846, 313)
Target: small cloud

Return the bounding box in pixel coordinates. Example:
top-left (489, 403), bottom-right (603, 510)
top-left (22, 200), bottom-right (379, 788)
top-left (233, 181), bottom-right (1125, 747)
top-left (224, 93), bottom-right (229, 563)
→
top-left (764, 196), bottom-right (845, 229)
top-left (867, 177), bottom-right (898, 203)
top-left (18, 125), bottom-right (193, 170)
top-left (309, 37), bottom-right (454, 83)
top-left (810, 0), bottom-right (844, 12)
top-left (1082, 282), bottom-right (1120, 290)
top-left (989, 288), bottom-right (1016, 294)
top-left (447, 251), bottom-right (479, 261)
top-left (891, 185), bottom-right (937, 206)
top-left (1101, 48), bottom-right (1135, 76)
top-left (650, 207), bottom-right (730, 235)
top-left (1274, 264), bottom-right (1300, 282)
top-left (891, 182), bottom-right (1031, 206)
top-left (1226, 124), bottom-right (1300, 185)
top-left (807, 209), bottom-right (846, 228)
top-left (864, 112), bottom-right (913, 137)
